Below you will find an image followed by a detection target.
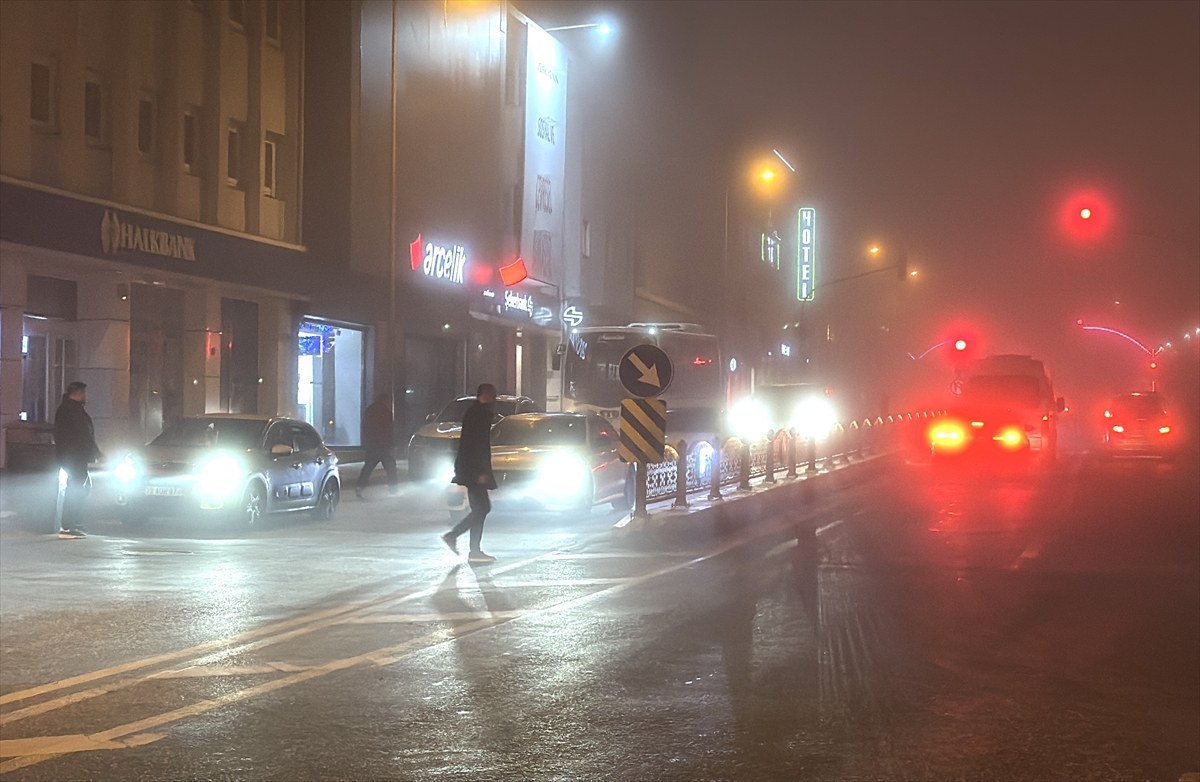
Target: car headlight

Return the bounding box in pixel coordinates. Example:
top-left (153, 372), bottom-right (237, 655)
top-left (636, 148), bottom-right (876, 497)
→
top-left (793, 398), bottom-right (837, 439)
top-left (538, 454), bottom-right (589, 497)
top-left (114, 454), bottom-right (138, 483)
top-left (729, 399), bottom-right (769, 440)
top-left (198, 455), bottom-right (244, 496)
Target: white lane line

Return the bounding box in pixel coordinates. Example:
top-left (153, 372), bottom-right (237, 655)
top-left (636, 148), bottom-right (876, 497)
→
top-left (0, 547), bottom-right (572, 722)
top-left (0, 731), bottom-right (165, 759)
top-left (817, 519), bottom-right (845, 536)
top-left (344, 611), bottom-right (528, 625)
top-left (0, 521), bottom-right (786, 772)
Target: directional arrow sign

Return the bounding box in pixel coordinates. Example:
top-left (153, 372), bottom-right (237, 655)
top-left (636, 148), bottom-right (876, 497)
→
top-left (619, 343), bottom-right (673, 398)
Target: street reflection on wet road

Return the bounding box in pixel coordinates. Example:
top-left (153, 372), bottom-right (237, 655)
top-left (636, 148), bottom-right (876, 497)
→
top-left (1, 453), bottom-right (1196, 780)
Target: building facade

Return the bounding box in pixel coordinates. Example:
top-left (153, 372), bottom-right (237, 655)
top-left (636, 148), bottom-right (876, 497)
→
top-left (0, 0), bottom-right (338, 467)
top-left (305, 0), bottom-right (635, 440)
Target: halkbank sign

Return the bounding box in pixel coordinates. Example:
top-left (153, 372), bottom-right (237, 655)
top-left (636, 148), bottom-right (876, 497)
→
top-left (101, 209), bottom-right (197, 261)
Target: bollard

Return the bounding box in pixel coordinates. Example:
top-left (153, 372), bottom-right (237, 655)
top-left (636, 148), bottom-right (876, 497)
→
top-left (786, 430), bottom-right (798, 477)
top-left (672, 439), bottom-right (689, 509)
top-left (765, 431), bottom-right (777, 483)
top-left (805, 435), bottom-right (818, 473)
top-left (707, 436), bottom-right (723, 501)
top-left (739, 438), bottom-right (752, 489)
top-left (634, 461), bottom-right (649, 522)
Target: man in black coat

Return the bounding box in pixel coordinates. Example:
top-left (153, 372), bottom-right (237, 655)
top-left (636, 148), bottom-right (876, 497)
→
top-left (54, 381), bottom-right (101, 538)
top-left (442, 383), bottom-right (498, 564)
top-left (356, 392), bottom-right (399, 499)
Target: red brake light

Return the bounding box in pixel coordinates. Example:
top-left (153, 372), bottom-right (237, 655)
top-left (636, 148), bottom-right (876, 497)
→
top-left (692, 357), bottom-right (713, 366)
top-left (993, 426), bottom-right (1026, 450)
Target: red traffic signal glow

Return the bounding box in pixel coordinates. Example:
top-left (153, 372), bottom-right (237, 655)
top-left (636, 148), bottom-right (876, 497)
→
top-left (1059, 190), bottom-right (1112, 243)
top-left (1079, 208), bottom-right (1091, 219)
top-left (954, 339), bottom-right (968, 351)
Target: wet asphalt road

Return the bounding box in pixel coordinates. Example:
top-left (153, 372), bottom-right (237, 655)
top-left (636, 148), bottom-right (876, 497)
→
top-left (1, 451), bottom-right (1197, 781)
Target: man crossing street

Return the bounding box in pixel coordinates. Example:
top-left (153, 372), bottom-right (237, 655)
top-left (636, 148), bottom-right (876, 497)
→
top-left (441, 384), bottom-right (498, 564)
top-left (53, 381), bottom-right (101, 539)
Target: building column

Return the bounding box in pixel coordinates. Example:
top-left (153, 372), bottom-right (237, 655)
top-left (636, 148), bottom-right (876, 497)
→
top-left (0, 256), bottom-right (28, 469)
top-left (183, 286), bottom-right (221, 414)
top-left (75, 272), bottom-right (132, 450)
top-left (257, 296), bottom-right (297, 417)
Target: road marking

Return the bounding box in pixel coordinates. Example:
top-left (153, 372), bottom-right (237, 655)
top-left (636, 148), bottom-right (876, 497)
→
top-left (0, 487), bottom-right (874, 772)
top-left (0, 547), bottom-right (571, 722)
top-left (344, 610), bottom-right (528, 625)
top-left (0, 732), bottom-right (165, 759)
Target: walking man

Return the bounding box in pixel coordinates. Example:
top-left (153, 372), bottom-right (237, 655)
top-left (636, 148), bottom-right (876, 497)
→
top-left (441, 383), bottom-right (498, 564)
top-left (54, 381), bottom-right (101, 539)
top-left (356, 392), bottom-right (399, 500)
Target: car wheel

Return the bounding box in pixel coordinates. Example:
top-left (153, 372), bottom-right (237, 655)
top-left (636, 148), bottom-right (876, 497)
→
top-left (236, 481), bottom-right (266, 526)
top-left (611, 468), bottom-right (634, 511)
top-left (312, 478), bottom-right (340, 520)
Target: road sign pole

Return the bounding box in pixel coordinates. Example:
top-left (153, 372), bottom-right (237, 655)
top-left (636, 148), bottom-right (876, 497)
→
top-left (634, 461), bottom-right (648, 522)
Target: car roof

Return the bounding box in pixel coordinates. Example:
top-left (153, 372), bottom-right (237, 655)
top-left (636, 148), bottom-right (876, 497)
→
top-left (451, 395), bottom-right (530, 403)
top-left (184, 414), bottom-right (297, 423)
top-left (500, 412), bottom-right (588, 420)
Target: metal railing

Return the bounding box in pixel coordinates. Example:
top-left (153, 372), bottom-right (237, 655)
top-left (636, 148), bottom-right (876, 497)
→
top-left (645, 410), bottom-right (945, 505)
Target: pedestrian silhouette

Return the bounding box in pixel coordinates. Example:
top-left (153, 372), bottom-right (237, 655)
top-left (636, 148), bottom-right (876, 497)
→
top-left (441, 384), bottom-right (498, 564)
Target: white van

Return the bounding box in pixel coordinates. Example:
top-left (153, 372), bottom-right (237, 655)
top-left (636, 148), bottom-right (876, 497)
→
top-left (962, 355), bottom-right (1065, 459)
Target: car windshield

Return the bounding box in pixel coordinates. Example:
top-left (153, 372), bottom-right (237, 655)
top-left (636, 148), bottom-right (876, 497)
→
top-left (149, 418), bottom-right (267, 448)
top-left (964, 375), bottom-right (1045, 409)
top-left (436, 399), bottom-right (519, 424)
top-left (1112, 395), bottom-right (1166, 418)
top-left (491, 416), bottom-right (587, 446)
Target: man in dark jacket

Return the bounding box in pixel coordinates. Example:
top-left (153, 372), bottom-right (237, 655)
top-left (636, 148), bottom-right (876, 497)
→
top-left (442, 383), bottom-right (498, 564)
top-left (54, 381), bottom-right (101, 538)
top-left (356, 392), bottom-right (399, 499)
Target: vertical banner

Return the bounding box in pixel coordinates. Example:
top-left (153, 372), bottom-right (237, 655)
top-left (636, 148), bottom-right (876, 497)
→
top-left (797, 207), bottom-right (816, 301)
top-left (522, 24), bottom-right (568, 287)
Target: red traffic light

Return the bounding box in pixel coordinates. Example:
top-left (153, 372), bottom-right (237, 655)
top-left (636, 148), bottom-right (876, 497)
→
top-left (1149, 361), bottom-right (1158, 370)
top-left (954, 339), bottom-right (967, 351)
top-left (1079, 208), bottom-right (1092, 220)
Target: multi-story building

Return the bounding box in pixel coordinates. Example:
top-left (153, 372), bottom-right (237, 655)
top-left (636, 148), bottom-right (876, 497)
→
top-left (0, 0), bottom-right (386, 468)
top-left (304, 0), bottom-right (635, 438)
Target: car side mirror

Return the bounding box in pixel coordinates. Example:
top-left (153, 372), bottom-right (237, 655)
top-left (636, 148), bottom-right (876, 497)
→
top-left (1056, 397), bottom-right (1066, 413)
top-left (425, 413), bottom-right (437, 423)
top-left (270, 443), bottom-right (293, 456)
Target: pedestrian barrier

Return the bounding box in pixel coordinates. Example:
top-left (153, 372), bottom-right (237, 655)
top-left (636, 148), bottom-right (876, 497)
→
top-left (642, 410), bottom-right (945, 504)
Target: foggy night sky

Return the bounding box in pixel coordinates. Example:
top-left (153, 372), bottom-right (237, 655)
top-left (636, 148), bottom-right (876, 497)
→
top-left (524, 0), bottom-right (1199, 403)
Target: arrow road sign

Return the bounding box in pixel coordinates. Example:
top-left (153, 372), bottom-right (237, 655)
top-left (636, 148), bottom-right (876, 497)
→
top-left (618, 344), bottom-right (673, 398)
top-left (618, 398), bottom-right (667, 464)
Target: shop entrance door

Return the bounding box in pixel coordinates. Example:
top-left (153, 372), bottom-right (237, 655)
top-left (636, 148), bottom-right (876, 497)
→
top-left (404, 337), bottom-right (461, 441)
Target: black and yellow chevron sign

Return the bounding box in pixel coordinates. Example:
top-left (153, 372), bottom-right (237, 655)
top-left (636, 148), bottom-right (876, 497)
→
top-left (618, 398), bottom-right (667, 464)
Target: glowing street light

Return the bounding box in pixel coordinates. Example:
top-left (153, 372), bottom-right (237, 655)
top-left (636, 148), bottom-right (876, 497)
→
top-left (760, 169), bottom-right (775, 181)
top-left (545, 21), bottom-right (613, 35)
top-left (869, 246), bottom-right (880, 255)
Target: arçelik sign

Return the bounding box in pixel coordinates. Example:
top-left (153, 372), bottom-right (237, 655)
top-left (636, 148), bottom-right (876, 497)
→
top-left (410, 234), bottom-right (466, 285)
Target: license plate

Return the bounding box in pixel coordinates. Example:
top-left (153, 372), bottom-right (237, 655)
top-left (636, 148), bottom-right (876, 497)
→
top-left (145, 486), bottom-right (184, 497)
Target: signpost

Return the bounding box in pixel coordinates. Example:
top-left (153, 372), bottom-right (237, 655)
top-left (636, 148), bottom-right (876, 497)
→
top-left (617, 345), bottom-right (673, 522)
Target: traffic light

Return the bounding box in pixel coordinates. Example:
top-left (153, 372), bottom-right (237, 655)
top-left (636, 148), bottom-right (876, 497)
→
top-left (954, 339), bottom-right (968, 352)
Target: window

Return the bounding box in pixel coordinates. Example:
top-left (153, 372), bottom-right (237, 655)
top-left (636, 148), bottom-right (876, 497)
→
top-left (228, 0), bottom-right (245, 28)
top-left (581, 219), bottom-right (592, 258)
top-left (84, 78), bottom-right (104, 141)
top-left (30, 60), bottom-right (55, 125)
top-left (292, 424), bottom-right (322, 453)
top-left (137, 97), bottom-right (154, 154)
top-left (262, 138), bottom-right (276, 196)
top-left (265, 0), bottom-right (280, 41)
top-left (182, 109), bottom-right (198, 173)
top-left (226, 124), bottom-right (240, 186)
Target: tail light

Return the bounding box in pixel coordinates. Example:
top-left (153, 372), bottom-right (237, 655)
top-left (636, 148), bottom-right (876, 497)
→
top-left (1159, 426), bottom-right (1171, 434)
top-left (929, 422), bottom-right (967, 451)
top-left (993, 426), bottom-right (1026, 450)
top-left (1112, 425), bottom-right (1125, 433)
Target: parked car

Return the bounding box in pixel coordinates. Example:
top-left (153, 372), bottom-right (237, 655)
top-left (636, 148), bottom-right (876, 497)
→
top-left (111, 415), bottom-right (340, 525)
top-left (408, 395), bottom-right (538, 480)
top-left (1102, 391), bottom-right (1178, 459)
top-left (487, 412), bottom-right (632, 511)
